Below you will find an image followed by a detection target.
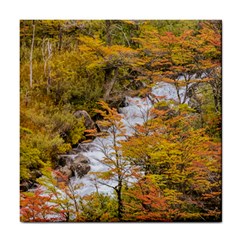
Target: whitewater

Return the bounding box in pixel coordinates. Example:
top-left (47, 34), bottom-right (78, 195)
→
top-left (69, 82), bottom-right (188, 196)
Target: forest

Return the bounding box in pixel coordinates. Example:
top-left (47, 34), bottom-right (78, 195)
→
top-left (20, 20), bottom-right (222, 222)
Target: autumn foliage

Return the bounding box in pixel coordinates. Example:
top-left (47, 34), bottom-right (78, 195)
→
top-left (121, 107), bottom-right (221, 221)
top-left (20, 20), bottom-right (221, 222)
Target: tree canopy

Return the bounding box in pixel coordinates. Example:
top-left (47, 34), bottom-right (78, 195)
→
top-left (20, 20), bottom-right (221, 222)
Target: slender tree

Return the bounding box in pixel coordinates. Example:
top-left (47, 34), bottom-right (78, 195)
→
top-left (29, 20), bottom-right (35, 88)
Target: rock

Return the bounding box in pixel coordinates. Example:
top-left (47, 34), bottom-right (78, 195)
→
top-left (74, 110), bottom-right (95, 130)
top-left (71, 154), bottom-right (91, 178)
top-left (20, 181), bottom-right (31, 192)
top-left (57, 155), bottom-right (75, 167)
top-left (71, 164), bottom-right (91, 178)
top-left (67, 148), bottom-right (81, 155)
top-left (77, 143), bottom-right (94, 152)
top-left (32, 170), bottom-right (43, 179)
top-left (74, 154), bottom-right (90, 164)
top-left (20, 180), bottom-right (38, 192)
top-left (58, 154), bottom-right (91, 179)
top-left (59, 165), bottom-right (73, 179)
top-left (107, 95), bottom-right (127, 109)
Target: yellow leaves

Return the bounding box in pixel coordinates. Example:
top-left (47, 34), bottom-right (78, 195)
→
top-left (78, 35), bottom-right (104, 50)
top-left (163, 189), bottom-right (183, 203)
top-left (121, 106), bottom-right (221, 215)
top-left (57, 143), bottom-right (72, 154)
top-left (121, 20), bottom-right (136, 25)
top-left (78, 44), bottom-right (92, 53)
top-left (78, 35), bottom-right (137, 69)
top-left (135, 22), bottom-right (221, 89)
top-left (20, 20), bottom-right (222, 221)
top-left (95, 101), bottom-right (124, 129)
top-left (94, 171), bottom-right (115, 180)
top-left (168, 149), bottom-right (182, 156)
top-left (103, 45), bottom-right (136, 56)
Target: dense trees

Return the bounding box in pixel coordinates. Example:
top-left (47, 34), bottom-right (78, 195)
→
top-left (20, 20), bottom-right (221, 222)
top-left (121, 106), bottom-right (221, 221)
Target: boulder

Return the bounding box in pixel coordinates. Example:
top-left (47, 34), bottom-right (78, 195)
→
top-left (74, 154), bottom-right (90, 164)
top-left (59, 165), bottom-right (72, 179)
top-left (77, 143), bottom-right (94, 152)
top-left (74, 110), bottom-right (95, 130)
top-left (70, 154), bottom-right (91, 178)
top-left (20, 180), bottom-right (38, 192)
top-left (59, 154), bottom-right (91, 179)
top-left (57, 155), bottom-right (75, 167)
top-left (71, 164), bottom-right (91, 178)
top-left (20, 181), bottom-right (31, 192)
top-left (67, 149), bottom-right (81, 155)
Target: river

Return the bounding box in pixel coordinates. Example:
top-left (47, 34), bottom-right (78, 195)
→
top-left (69, 81), bottom-right (188, 196)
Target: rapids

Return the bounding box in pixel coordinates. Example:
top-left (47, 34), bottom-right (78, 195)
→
top-left (70, 82), bottom-right (188, 196)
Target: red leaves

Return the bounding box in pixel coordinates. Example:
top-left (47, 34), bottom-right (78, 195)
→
top-left (121, 106), bottom-right (221, 221)
top-left (20, 168), bottom-right (85, 222)
top-left (124, 178), bottom-right (174, 221)
top-left (20, 188), bottom-right (65, 222)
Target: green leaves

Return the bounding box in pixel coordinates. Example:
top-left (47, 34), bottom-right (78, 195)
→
top-left (122, 107), bottom-right (221, 221)
top-left (20, 20), bottom-right (221, 222)
top-left (67, 119), bottom-right (86, 145)
top-left (20, 145), bottom-right (43, 180)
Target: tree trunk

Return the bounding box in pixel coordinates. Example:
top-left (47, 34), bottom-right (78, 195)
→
top-left (46, 40), bottom-right (52, 94)
top-left (103, 68), bottom-right (119, 101)
top-left (58, 24), bottom-right (62, 52)
top-left (182, 77), bottom-right (190, 104)
top-left (174, 81), bottom-right (182, 104)
top-left (116, 184), bottom-right (123, 221)
top-left (105, 20), bottom-right (112, 46)
top-left (210, 79), bottom-right (221, 112)
top-left (42, 39), bottom-right (52, 94)
top-left (29, 21), bottom-right (35, 88)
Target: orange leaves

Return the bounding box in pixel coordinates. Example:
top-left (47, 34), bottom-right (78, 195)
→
top-left (199, 22), bottom-right (221, 48)
top-left (202, 191), bottom-right (221, 200)
top-left (84, 128), bottom-right (98, 139)
top-left (161, 77), bottom-right (175, 84)
top-left (124, 177), bottom-right (173, 221)
top-left (95, 101), bottom-right (125, 136)
top-left (20, 20), bottom-right (222, 222)
top-left (121, 105), bottom-right (221, 220)
top-left (20, 188), bottom-right (64, 222)
top-left (135, 21), bottom-right (221, 98)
